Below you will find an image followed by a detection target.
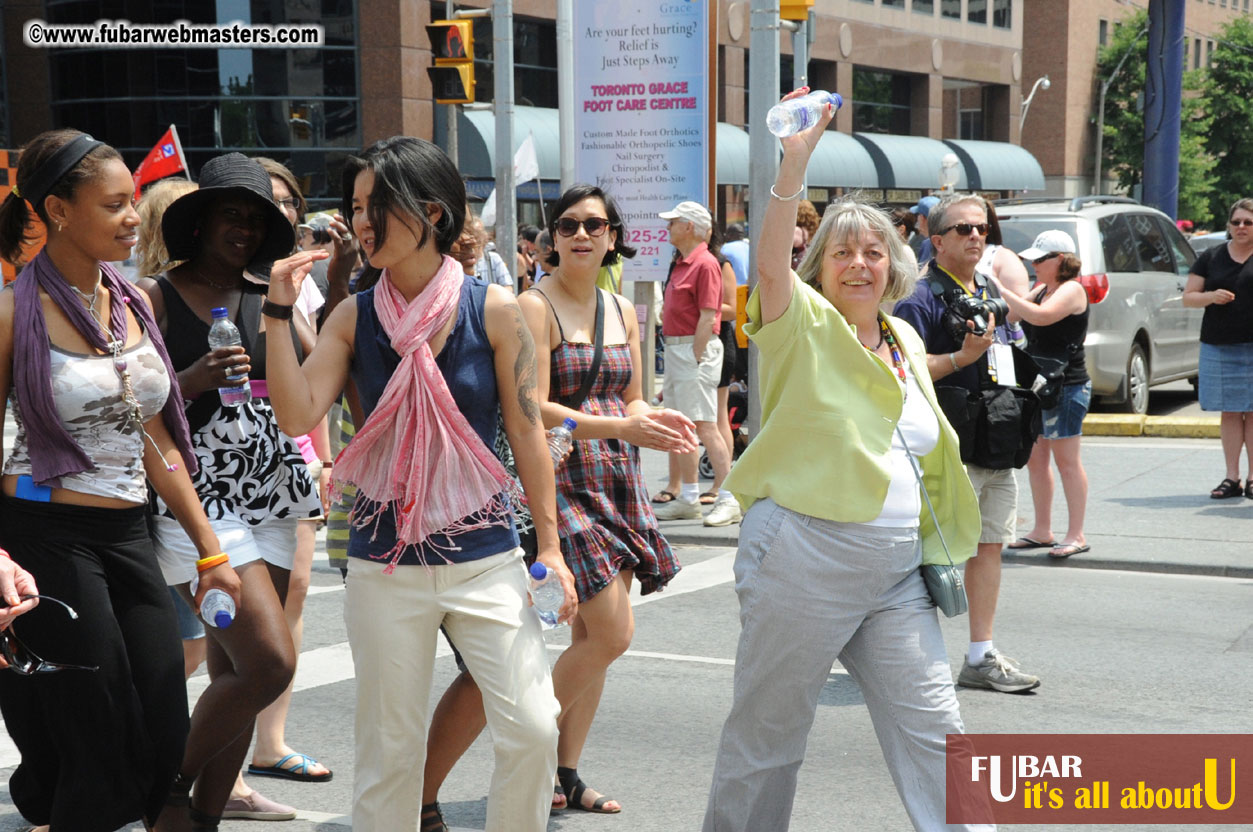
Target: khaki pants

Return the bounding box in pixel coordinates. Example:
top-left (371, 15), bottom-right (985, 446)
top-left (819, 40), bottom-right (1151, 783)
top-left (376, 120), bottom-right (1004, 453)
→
top-left (344, 548), bottom-right (560, 832)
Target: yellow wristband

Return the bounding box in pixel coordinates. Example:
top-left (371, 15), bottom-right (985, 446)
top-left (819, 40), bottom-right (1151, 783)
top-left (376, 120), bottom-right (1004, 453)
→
top-left (196, 553), bottom-right (229, 573)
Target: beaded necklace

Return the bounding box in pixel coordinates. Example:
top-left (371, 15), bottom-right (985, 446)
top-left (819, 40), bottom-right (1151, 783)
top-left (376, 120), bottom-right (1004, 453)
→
top-left (862, 315), bottom-right (908, 400)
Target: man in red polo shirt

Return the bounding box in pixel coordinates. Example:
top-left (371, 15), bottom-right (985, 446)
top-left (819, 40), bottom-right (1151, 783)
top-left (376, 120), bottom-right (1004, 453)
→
top-left (654, 201), bottom-right (739, 527)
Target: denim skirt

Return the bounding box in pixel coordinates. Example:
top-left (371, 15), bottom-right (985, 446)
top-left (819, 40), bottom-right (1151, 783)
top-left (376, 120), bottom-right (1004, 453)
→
top-left (1199, 341), bottom-right (1253, 412)
top-left (1042, 380), bottom-right (1092, 439)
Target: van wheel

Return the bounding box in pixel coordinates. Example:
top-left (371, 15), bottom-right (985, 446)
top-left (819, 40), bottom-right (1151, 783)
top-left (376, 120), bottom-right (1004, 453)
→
top-left (698, 449), bottom-right (713, 480)
top-left (1118, 344), bottom-right (1150, 416)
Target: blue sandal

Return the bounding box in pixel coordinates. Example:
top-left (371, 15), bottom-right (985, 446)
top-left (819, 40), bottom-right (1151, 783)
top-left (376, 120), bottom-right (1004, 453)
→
top-left (248, 752), bottom-right (333, 782)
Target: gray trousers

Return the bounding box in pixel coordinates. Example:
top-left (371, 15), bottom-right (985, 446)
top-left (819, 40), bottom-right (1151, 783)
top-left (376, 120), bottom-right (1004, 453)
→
top-left (703, 499), bottom-right (991, 832)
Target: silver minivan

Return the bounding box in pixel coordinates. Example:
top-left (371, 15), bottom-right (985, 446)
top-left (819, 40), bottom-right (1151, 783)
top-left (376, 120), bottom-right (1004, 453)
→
top-left (995, 197), bottom-right (1200, 415)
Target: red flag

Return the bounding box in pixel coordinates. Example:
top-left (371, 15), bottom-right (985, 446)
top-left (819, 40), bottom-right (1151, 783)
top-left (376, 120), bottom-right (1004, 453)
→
top-left (132, 125), bottom-right (188, 201)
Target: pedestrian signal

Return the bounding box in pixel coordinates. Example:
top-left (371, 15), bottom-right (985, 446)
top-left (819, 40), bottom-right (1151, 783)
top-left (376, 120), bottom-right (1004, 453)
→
top-left (426, 19), bottom-right (475, 104)
top-left (780, 0), bottom-right (814, 21)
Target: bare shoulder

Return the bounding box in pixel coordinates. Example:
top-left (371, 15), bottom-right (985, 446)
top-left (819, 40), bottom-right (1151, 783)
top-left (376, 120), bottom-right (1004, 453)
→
top-left (321, 288), bottom-right (359, 346)
top-left (610, 291), bottom-right (637, 326)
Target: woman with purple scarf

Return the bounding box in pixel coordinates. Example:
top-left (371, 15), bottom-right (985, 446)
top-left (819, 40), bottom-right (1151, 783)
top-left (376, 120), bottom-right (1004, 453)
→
top-left (0, 129), bottom-right (240, 832)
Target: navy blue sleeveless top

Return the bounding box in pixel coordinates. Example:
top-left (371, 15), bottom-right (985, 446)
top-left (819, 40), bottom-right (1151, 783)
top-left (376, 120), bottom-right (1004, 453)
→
top-left (348, 276), bottom-right (517, 566)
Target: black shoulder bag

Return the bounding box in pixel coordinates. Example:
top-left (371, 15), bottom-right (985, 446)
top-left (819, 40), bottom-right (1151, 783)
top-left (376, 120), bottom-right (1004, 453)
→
top-left (557, 287), bottom-right (606, 412)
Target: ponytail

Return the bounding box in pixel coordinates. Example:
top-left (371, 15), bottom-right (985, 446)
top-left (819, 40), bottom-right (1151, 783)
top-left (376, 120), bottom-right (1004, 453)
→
top-left (0, 190), bottom-right (34, 266)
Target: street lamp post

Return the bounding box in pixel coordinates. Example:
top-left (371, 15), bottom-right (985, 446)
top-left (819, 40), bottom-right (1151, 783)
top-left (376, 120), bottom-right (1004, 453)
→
top-left (1093, 26), bottom-right (1147, 195)
top-left (1019, 75), bottom-right (1051, 131)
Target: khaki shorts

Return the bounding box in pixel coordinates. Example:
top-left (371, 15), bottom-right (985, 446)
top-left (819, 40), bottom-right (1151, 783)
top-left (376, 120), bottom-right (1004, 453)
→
top-left (663, 338), bottom-right (723, 423)
top-left (965, 464), bottom-right (1018, 545)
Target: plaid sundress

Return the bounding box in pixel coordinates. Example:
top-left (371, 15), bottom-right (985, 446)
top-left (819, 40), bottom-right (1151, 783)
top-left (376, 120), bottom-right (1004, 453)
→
top-left (550, 339), bottom-right (681, 602)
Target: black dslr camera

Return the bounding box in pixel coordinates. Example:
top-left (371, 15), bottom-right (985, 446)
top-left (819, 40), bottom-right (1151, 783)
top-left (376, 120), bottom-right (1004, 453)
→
top-left (943, 294), bottom-right (1010, 341)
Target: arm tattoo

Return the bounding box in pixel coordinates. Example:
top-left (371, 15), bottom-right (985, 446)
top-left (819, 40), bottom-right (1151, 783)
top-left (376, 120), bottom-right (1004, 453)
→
top-left (508, 302), bottom-right (541, 425)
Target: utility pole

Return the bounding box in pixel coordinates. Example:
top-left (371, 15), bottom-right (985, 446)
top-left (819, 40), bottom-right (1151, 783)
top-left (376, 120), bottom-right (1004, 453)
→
top-left (557, 0), bottom-right (575, 192)
top-left (1141, 0), bottom-right (1184, 219)
top-left (1093, 28), bottom-right (1145, 195)
top-left (746, 0), bottom-right (780, 438)
top-left (445, 0), bottom-right (458, 166)
top-left (493, 0), bottom-right (516, 277)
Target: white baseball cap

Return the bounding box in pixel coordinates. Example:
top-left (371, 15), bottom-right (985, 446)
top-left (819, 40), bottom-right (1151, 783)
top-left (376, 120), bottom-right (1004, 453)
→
top-left (659, 201), bottom-right (712, 231)
top-left (1018, 229), bottom-right (1077, 261)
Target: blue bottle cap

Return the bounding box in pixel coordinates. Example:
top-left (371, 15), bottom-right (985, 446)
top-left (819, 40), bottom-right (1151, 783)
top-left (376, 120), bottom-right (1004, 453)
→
top-left (213, 610), bottom-right (233, 628)
top-left (210, 307), bottom-right (229, 318)
top-left (562, 417), bottom-right (577, 430)
top-left (529, 562), bottom-right (548, 581)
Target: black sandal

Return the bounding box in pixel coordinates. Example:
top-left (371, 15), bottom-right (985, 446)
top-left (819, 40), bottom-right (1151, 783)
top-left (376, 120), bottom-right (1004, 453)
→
top-left (1211, 478), bottom-right (1242, 499)
top-left (1245, 479), bottom-right (1253, 499)
top-left (420, 801), bottom-right (449, 832)
top-left (557, 766), bottom-right (621, 814)
top-left (189, 806), bottom-right (221, 831)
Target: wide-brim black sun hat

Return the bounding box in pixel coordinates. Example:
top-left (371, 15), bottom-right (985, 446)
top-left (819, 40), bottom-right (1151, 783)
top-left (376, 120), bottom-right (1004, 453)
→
top-left (161, 152), bottom-right (296, 267)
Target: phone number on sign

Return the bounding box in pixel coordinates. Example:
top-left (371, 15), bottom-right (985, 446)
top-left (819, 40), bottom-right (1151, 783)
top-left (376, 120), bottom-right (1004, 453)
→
top-left (627, 229), bottom-right (669, 244)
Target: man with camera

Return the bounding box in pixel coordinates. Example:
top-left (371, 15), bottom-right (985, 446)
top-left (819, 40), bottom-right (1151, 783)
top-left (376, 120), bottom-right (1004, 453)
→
top-left (894, 194), bottom-right (1042, 694)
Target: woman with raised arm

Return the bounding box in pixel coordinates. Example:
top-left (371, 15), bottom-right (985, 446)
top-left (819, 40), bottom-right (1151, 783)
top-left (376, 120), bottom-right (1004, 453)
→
top-left (702, 93), bottom-right (983, 832)
top-left (262, 136), bottom-right (574, 832)
top-left (0, 129), bottom-right (239, 832)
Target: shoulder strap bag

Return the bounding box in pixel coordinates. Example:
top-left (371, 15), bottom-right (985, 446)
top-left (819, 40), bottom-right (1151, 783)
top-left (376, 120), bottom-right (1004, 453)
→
top-left (558, 287), bottom-right (606, 412)
top-left (896, 426), bottom-right (968, 618)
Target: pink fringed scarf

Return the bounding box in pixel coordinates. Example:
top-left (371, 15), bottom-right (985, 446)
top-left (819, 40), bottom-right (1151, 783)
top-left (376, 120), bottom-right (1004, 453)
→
top-left (333, 256), bottom-right (515, 571)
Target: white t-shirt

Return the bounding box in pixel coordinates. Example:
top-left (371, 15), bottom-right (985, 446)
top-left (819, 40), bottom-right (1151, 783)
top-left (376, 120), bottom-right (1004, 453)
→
top-left (868, 360), bottom-right (941, 528)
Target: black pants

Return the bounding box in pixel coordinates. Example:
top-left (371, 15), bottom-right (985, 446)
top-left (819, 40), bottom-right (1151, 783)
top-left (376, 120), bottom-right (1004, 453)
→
top-left (0, 497), bottom-right (188, 831)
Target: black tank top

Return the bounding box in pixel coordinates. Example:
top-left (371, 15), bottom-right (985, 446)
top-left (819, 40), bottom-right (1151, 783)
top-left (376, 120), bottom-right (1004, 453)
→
top-left (1023, 285), bottom-right (1090, 386)
top-left (156, 276), bottom-right (303, 432)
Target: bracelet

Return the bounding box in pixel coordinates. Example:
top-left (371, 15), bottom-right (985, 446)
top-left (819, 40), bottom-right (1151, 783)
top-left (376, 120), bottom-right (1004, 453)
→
top-left (320, 460), bottom-right (334, 468)
top-left (261, 299), bottom-right (294, 320)
top-left (196, 553), bottom-right (230, 573)
top-left (769, 182), bottom-right (806, 202)
top-left (949, 352), bottom-right (961, 372)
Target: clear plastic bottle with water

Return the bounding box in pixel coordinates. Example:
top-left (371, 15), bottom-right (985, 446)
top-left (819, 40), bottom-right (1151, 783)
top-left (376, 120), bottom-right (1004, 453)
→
top-left (528, 562), bottom-right (562, 628)
top-left (208, 307), bottom-right (252, 407)
top-left (190, 574), bottom-right (236, 629)
top-left (766, 91), bottom-right (844, 137)
top-left (548, 417), bottom-right (577, 466)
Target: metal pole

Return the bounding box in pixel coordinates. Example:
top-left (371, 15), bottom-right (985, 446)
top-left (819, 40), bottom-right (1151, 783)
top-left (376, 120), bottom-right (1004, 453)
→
top-left (1141, 0), bottom-right (1184, 219)
top-left (792, 20), bottom-right (807, 90)
top-left (746, 0), bottom-right (780, 439)
top-left (1093, 28), bottom-right (1145, 195)
top-left (445, 0), bottom-right (458, 166)
top-left (557, 0), bottom-right (575, 192)
top-left (493, 0), bottom-right (516, 282)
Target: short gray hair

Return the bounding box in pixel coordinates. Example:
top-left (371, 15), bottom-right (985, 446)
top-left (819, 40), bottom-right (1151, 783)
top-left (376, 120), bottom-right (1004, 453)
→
top-left (926, 194), bottom-right (987, 241)
top-left (795, 197), bottom-right (917, 304)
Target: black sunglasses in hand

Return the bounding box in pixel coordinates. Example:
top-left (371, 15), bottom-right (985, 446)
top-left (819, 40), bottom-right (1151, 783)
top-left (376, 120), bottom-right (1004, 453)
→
top-left (1, 595), bottom-right (99, 676)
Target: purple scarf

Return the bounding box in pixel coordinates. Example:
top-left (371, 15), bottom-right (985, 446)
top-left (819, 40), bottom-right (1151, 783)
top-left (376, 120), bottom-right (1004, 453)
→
top-left (12, 249), bottom-right (197, 485)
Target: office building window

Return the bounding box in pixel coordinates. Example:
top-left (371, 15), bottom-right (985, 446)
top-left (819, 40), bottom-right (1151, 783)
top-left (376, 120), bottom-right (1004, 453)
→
top-left (914, 0), bottom-right (935, 13)
top-left (1208, 40), bottom-right (1215, 66)
top-left (993, 0), bottom-right (1012, 28)
top-left (968, 0), bottom-right (987, 24)
top-left (468, 15), bottom-right (559, 108)
top-left (852, 68), bottom-right (912, 134)
top-left (884, 0), bottom-right (906, 8)
top-left (1099, 19), bottom-right (1108, 46)
top-left (1194, 38), bottom-right (1201, 69)
top-left (942, 0), bottom-right (962, 19)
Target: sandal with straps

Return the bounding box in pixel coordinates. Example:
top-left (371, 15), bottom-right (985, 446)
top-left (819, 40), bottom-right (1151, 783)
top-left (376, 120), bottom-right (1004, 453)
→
top-left (420, 801), bottom-right (449, 832)
top-left (557, 766), bottom-right (621, 814)
top-left (1211, 478), bottom-right (1243, 499)
top-left (189, 806), bottom-right (221, 831)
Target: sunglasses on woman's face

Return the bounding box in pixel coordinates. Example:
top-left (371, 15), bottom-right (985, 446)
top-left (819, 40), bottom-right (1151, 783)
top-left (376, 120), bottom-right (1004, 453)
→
top-left (1, 595), bottom-right (99, 676)
top-left (941, 222), bottom-right (990, 237)
top-left (554, 217), bottom-right (611, 238)
top-left (1032, 252), bottom-right (1061, 265)
top-left (1230, 219), bottom-right (1253, 228)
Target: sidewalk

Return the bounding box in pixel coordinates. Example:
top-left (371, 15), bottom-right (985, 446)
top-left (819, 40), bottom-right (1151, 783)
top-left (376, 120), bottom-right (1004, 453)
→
top-left (640, 437), bottom-right (1253, 579)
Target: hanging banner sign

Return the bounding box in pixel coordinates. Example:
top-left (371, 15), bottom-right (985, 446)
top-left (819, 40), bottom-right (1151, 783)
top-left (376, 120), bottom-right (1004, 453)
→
top-left (572, 0), bottom-right (711, 281)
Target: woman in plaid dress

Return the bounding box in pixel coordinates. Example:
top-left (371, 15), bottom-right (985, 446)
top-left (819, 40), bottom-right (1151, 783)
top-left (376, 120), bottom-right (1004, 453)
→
top-left (517, 185), bottom-right (695, 814)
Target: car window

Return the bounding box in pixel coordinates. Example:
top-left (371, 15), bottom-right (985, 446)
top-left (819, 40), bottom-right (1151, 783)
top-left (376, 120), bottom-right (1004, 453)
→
top-left (1098, 214), bottom-right (1141, 273)
top-left (1127, 213), bottom-right (1174, 273)
top-left (995, 218), bottom-right (1080, 279)
top-left (1154, 216), bottom-right (1196, 276)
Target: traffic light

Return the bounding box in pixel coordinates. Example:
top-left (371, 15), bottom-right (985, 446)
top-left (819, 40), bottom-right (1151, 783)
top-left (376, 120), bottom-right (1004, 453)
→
top-left (426, 19), bottom-right (475, 104)
top-left (780, 0), bottom-right (814, 21)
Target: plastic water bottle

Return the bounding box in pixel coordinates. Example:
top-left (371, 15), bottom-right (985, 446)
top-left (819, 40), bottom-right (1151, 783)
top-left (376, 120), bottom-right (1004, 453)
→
top-left (548, 417), bottom-right (577, 466)
top-left (528, 562), bottom-right (562, 628)
top-left (208, 307), bottom-right (252, 407)
top-left (198, 588), bottom-right (236, 629)
top-left (766, 91), bottom-right (844, 137)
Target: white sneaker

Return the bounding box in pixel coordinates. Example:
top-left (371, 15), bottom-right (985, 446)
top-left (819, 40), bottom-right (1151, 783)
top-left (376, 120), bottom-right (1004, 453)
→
top-left (703, 495), bottom-right (742, 527)
top-left (653, 498), bottom-right (702, 521)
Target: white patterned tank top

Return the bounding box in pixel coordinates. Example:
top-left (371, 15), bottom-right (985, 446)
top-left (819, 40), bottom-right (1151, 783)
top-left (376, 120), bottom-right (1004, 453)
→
top-left (4, 334), bottom-right (170, 503)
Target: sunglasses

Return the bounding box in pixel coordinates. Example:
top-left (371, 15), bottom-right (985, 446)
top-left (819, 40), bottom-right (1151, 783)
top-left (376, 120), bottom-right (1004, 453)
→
top-left (941, 223), bottom-right (990, 237)
top-left (1, 595), bottom-right (99, 676)
top-left (555, 217), bottom-right (611, 238)
top-left (1032, 252), bottom-right (1061, 265)
top-left (1230, 219), bottom-right (1253, 227)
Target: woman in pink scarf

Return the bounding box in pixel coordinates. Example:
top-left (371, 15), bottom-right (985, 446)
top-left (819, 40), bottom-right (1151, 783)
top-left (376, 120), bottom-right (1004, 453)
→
top-left (262, 136), bottom-right (574, 832)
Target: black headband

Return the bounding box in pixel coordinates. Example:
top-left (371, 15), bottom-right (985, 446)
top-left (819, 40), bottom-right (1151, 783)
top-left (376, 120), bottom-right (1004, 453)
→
top-left (21, 134), bottom-right (105, 213)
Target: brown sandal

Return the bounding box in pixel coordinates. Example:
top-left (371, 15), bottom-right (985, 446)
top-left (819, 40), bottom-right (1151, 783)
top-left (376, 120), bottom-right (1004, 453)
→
top-left (699, 490), bottom-right (719, 505)
top-left (651, 490), bottom-right (677, 504)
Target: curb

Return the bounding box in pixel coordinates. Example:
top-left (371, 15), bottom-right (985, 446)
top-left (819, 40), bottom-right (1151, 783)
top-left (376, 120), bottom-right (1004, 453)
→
top-left (1083, 414), bottom-right (1219, 438)
top-left (663, 531), bottom-right (1253, 580)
